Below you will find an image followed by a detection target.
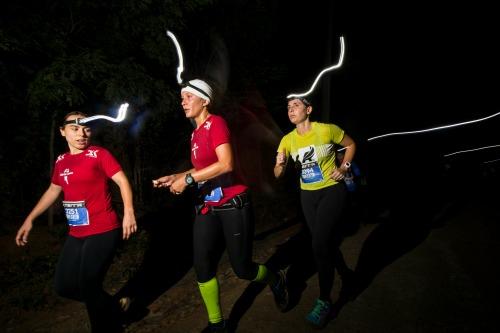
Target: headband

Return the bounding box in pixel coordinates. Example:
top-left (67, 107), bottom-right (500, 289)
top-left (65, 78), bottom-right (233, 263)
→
top-left (181, 79), bottom-right (213, 102)
top-left (62, 118), bottom-right (88, 126)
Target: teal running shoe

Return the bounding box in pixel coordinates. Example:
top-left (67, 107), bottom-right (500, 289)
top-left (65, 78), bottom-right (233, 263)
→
top-left (306, 298), bottom-right (332, 328)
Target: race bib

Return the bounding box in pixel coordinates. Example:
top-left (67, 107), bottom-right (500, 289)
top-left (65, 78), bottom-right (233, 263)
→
top-left (204, 187), bottom-right (224, 203)
top-left (62, 201), bottom-right (90, 226)
top-left (300, 161), bottom-right (324, 183)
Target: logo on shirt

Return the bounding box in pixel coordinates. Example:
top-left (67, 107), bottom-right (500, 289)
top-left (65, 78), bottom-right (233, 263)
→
top-left (85, 150), bottom-right (99, 158)
top-left (297, 145), bottom-right (324, 183)
top-left (204, 120), bottom-right (212, 130)
top-left (56, 154), bottom-right (65, 163)
top-left (60, 168), bottom-right (74, 184)
top-left (192, 143), bottom-right (199, 159)
top-left (301, 146), bottom-right (315, 163)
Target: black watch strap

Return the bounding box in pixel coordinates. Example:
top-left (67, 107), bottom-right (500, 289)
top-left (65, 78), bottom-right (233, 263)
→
top-left (185, 173), bottom-right (196, 186)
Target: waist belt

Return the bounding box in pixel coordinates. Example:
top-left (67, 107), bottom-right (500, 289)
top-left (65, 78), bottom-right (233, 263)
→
top-left (212, 192), bottom-right (248, 210)
top-left (196, 192), bottom-right (249, 214)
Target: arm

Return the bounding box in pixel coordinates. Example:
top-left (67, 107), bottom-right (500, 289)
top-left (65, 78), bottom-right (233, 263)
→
top-left (16, 183), bottom-right (62, 246)
top-left (338, 134), bottom-right (356, 168)
top-left (274, 150), bottom-right (288, 179)
top-left (111, 171), bottom-right (137, 240)
top-left (169, 143), bottom-right (234, 194)
top-left (330, 134), bottom-right (357, 181)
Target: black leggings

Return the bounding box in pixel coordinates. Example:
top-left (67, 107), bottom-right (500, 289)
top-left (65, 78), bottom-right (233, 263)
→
top-left (54, 228), bottom-right (121, 332)
top-left (301, 184), bottom-right (347, 301)
top-left (193, 202), bottom-right (259, 283)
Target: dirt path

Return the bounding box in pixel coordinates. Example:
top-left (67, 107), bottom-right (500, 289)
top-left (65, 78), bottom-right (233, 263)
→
top-left (3, 194), bottom-right (499, 332)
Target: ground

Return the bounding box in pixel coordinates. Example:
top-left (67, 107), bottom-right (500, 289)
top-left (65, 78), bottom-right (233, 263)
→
top-left (1, 188), bottom-right (500, 332)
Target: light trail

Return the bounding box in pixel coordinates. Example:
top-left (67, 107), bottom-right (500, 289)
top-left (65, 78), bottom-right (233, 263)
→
top-left (166, 30), bottom-right (184, 84)
top-left (287, 36), bottom-right (345, 99)
top-left (368, 111), bottom-right (500, 141)
top-left (483, 158), bottom-right (500, 164)
top-left (443, 144), bottom-right (500, 157)
top-left (79, 103), bottom-right (129, 124)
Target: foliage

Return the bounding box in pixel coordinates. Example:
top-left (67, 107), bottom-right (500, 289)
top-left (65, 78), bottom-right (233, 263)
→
top-left (1, 0), bottom-right (295, 227)
top-left (0, 0), bottom-right (216, 225)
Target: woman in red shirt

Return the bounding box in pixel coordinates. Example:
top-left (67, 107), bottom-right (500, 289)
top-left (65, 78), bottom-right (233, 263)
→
top-left (153, 79), bottom-right (288, 332)
top-left (16, 111), bottom-right (137, 332)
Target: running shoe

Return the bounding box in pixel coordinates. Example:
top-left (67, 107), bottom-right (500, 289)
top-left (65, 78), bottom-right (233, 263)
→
top-left (305, 298), bottom-right (332, 328)
top-left (270, 270), bottom-right (289, 312)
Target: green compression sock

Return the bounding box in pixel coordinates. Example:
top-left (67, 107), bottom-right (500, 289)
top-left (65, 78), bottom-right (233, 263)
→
top-left (198, 277), bottom-right (223, 324)
top-left (253, 264), bottom-right (277, 285)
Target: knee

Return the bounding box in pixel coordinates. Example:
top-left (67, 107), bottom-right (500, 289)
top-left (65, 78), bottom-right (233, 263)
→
top-left (311, 241), bottom-right (330, 259)
top-left (80, 282), bottom-right (101, 299)
top-left (54, 281), bottom-right (81, 301)
top-left (232, 264), bottom-right (257, 281)
top-left (195, 265), bottom-right (216, 283)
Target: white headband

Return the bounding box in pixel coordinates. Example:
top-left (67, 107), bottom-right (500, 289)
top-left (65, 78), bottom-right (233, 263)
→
top-left (181, 79), bottom-right (213, 102)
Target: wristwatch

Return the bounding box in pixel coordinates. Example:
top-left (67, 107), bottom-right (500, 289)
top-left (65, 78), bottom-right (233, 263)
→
top-left (342, 161), bottom-right (351, 170)
top-left (185, 173), bottom-right (196, 186)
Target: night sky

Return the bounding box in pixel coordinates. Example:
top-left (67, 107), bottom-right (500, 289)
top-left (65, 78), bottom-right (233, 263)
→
top-left (198, 0), bottom-right (500, 162)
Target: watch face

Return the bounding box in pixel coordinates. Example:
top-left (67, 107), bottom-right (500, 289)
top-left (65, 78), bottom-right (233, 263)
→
top-left (185, 174), bottom-right (194, 185)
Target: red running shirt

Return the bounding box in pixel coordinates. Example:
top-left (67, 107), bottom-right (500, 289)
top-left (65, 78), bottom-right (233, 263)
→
top-left (190, 115), bottom-right (247, 206)
top-left (51, 146), bottom-right (121, 238)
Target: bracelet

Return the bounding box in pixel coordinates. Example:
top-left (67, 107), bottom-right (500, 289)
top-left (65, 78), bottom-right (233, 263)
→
top-left (342, 161), bottom-right (351, 169)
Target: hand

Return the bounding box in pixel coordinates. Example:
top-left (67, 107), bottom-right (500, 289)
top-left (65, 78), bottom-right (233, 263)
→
top-left (152, 174), bottom-right (177, 188)
top-left (15, 220), bottom-right (33, 246)
top-left (122, 214), bottom-right (137, 240)
top-left (170, 176), bottom-right (187, 195)
top-left (276, 151), bottom-right (287, 166)
top-left (330, 167), bottom-right (347, 181)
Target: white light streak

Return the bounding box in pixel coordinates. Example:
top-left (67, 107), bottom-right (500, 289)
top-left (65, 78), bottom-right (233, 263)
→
top-left (79, 103), bottom-right (129, 124)
top-left (166, 30), bottom-right (184, 84)
top-left (287, 36), bottom-right (345, 99)
top-left (483, 158), bottom-right (500, 164)
top-left (368, 111), bottom-right (500, 141)
top-left (443, 144), bottom-right (500, 157)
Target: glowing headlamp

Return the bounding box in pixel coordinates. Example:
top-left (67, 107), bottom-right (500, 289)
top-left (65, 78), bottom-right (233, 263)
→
top-left (62, 103), bottom-right (129, 126)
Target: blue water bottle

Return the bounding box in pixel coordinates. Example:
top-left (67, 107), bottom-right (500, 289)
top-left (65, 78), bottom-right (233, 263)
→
top-left (344, 169), bottom-right (356, 192)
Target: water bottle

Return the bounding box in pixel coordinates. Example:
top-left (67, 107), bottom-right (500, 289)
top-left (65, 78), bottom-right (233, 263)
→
top-left (344, 169), bottom-right (356, 192)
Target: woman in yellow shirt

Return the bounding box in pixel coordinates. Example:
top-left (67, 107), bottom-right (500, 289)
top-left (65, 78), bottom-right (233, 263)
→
top-left (274, 96), bottom-right (356, 328)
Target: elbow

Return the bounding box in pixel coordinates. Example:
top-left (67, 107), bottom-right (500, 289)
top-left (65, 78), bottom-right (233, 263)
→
top-left (221, 161), bottom-right (233, 174)
top-left (345, 141), bottom-right (356, 152)
top-left (274, 167), bottom-right (283, 179)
